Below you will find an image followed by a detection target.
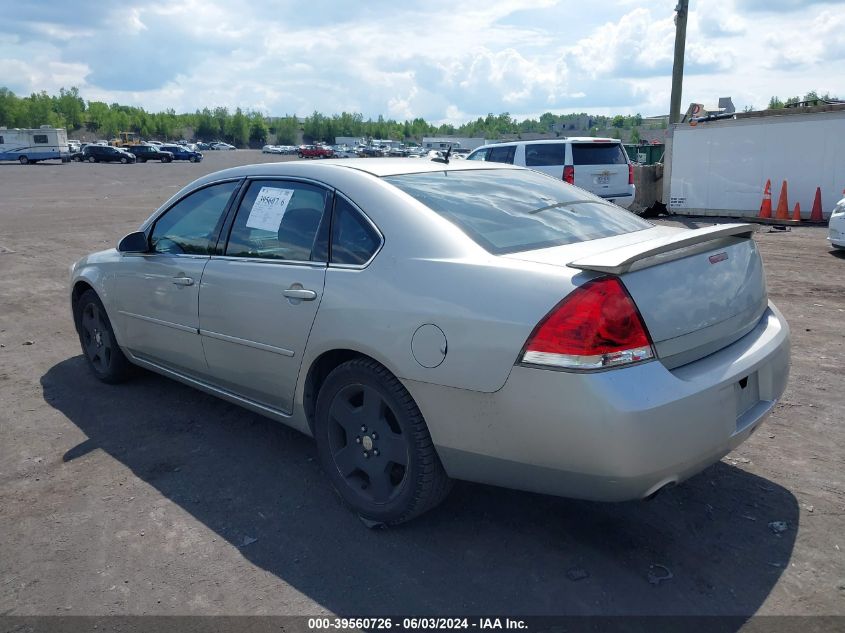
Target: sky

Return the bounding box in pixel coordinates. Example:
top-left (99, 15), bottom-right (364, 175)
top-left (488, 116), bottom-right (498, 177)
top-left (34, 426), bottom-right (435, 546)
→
top-left (1, 0), bottom-right (844, 124)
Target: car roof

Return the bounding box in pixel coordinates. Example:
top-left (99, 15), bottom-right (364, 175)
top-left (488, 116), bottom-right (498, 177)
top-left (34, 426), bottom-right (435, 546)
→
top-left (191, 158), bottom-right (521, 184)
top-left (474, 138), bottom-right (620, 149)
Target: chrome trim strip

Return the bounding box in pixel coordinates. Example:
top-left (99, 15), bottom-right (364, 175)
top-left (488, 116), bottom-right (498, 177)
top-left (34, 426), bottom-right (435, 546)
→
top-left (126, 354), bottom-right (293, 418)
top-left (118, 310), bottom-right (198, 334)
top-left (200, 329), bottom-right (295, 357)
top-left (210, 255), bottom-right (326, 267)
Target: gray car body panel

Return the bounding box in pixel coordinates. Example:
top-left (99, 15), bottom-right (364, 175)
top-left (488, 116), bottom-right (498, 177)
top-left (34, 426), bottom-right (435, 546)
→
top-left (70, 159), bottom-right (791, 502)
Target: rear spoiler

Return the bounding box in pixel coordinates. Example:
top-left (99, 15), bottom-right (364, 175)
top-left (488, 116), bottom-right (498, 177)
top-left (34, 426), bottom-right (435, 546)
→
top-left (568, 223), bottom-right (756, 275)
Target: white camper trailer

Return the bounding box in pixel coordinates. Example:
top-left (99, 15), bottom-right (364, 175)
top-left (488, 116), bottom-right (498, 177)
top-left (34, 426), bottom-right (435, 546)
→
top-left (0, 126), bottom-right (70, 164)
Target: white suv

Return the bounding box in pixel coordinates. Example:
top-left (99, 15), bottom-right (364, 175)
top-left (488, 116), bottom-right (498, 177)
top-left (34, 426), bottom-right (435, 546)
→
top-left (467, 138), bottom-right (635, 208)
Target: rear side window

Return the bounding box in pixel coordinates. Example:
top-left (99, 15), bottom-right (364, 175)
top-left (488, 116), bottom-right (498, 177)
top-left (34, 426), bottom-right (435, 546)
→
top-left (330, 197), bottom-right (380, 266)
top-left (34, 135), bottom-right (48, 144)
top-left (571, 143), bottom-right (628, 165)
top-left (487, 146), bottom-right (515, 164)
top-left (524, 143), bottom-right (567, 166)
top-left (384, 169), bottom-right (650, 255)
top-left (225, 180), bottom-right (330, 262)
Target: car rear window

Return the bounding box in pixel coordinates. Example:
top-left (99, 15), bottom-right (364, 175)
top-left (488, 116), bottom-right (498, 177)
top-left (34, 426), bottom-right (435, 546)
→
top-left (571, 142), bottom-right (628, 165)
top-left (524, 143), bottom-right (567, 166)
top-left (384, 169), bottom-right (650, 255)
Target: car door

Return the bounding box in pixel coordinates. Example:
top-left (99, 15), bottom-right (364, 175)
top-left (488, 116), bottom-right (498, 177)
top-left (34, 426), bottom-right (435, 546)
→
top-left (198, 179), bottom-right (332, 413)
top-left (115, 179), bottom-right (242, 376)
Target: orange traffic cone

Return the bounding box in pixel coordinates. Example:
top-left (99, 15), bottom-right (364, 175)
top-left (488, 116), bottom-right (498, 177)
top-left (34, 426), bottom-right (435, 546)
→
top-left (792, 202), bottom-right (801, 221)
top-left (758, 179), bottom-right (772, 218)
top-left (809, 187), bottom-right (824, 223)
top-left (774, 180), bottom-right (790, 220)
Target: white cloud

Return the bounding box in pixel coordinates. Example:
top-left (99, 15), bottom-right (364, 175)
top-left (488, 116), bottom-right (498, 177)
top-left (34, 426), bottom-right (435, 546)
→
top-left (0, 0), bottom-right (842, 122)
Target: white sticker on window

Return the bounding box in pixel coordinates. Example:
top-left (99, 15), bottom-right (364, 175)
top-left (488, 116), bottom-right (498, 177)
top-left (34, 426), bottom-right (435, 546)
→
top-left (246, 187), bottom-right (295, 232)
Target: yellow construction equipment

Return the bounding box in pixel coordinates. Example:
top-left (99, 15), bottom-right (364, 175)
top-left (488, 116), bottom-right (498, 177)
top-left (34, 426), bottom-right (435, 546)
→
top-left (109, 132), bottom-right (141, 146)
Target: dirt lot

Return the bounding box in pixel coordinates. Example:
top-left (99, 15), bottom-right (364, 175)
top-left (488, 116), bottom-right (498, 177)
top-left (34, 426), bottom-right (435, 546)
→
top-left (0, 151), bottom-right (843, 620)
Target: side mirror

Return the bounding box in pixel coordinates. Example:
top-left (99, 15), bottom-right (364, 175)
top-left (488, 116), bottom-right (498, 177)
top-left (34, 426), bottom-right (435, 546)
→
top-left (118, 231), bottom-right (149, 253)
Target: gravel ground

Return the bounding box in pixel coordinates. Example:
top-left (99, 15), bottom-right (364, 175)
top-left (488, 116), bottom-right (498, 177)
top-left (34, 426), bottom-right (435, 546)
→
top-left (0, 151), bottom-right (843, 620)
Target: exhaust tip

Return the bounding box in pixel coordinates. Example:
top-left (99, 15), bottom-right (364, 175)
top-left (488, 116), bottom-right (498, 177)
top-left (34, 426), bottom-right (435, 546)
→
top-left (644, 480), bottom-right (677, 501)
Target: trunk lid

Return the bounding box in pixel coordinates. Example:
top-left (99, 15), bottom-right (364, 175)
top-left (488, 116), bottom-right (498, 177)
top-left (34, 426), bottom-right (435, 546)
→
top-left (506, 224), bottom-right (768, 368)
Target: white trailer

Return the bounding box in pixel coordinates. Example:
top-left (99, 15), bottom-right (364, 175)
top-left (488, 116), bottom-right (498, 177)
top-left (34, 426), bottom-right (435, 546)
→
top-left (0, 126), bottom-right (70, 164)
top-left (667, 106), bottom-right (845, 219)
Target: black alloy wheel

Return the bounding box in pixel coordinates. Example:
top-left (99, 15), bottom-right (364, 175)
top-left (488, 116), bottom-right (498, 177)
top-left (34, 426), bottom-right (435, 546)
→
top-left (75, 290), bottom-right (133, 383)
top-left (315, 358), bottom-right (451, 525)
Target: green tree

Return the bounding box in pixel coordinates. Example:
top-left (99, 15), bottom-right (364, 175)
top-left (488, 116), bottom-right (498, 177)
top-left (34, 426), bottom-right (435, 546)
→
top-left (225, 108), bottom-right (249, 146)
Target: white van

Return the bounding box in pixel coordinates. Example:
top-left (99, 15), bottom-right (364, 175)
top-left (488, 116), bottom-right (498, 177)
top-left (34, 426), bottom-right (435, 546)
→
top-left (466, 138), bottom-right (635, 208)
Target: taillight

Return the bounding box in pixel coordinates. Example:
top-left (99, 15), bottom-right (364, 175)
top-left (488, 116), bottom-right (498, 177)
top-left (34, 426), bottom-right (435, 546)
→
top-left (628, 163), bottom-right (634, 185)
top-left (562, 165), bottom-right (575, 184)
top-left (520, 277), bottom-right (654, 370)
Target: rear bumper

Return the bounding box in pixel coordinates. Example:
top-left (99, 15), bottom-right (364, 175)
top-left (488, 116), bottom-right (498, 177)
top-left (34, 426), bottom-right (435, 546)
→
top-left (603, 189), bottom-right (635, 208)
top-left (829, 218), bottom-right (845, 247)
top-left (407, 302), bottom-right (790, 501)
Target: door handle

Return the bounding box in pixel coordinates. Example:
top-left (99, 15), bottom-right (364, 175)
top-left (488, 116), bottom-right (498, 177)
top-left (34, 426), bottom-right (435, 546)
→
top-left (283, 288), bottom-right (317, 301)
top-left (172, 276), bottom-right (194, 286)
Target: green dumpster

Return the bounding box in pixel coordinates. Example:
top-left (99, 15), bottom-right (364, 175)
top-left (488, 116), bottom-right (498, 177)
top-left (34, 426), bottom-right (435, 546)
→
top-left (624, 143), bottom-right (664, 165)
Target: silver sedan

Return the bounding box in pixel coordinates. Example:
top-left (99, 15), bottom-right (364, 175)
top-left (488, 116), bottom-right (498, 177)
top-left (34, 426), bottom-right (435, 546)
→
top-left (70, 159), bottom-right (790, 525)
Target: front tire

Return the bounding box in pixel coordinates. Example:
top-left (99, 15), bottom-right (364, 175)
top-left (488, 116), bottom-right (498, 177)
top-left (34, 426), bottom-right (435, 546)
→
top-left (74, 290), bottom-right (133, 384)
top-left (88, 156), bottom-right (97, 163)
top-left (19, 156), bottom-right (29, 165)
top-left (120, 156), bottom-right (128, 164)
top-left (314, 358), bottom-right (451, 525)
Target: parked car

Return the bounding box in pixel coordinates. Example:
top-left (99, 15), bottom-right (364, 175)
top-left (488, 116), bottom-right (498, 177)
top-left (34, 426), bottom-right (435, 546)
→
top-left (124, 145), bottom-right (174, 163)
top-left (298, 145), bottom-right (334, 159)
top-left (828, 194), bottom-right (845, 250)
top-left (195, 142), bottom-right (211, 151)
top-left (73, 145), bottom-right (136, 164)
top-left (359, 146), bottom-right (386, 157)
top-left (160, 144), bottom-right (203, 163)
top-left (262, 145), bottom-right (282, 154)
top-left (70, 159), bottom-right (790, 525)
top-left (468, 138), bottom-right (636, 209)
top-left (211, 142), bottom-right (236, 151)
top-left (331, 146), bottom-right (358, 159)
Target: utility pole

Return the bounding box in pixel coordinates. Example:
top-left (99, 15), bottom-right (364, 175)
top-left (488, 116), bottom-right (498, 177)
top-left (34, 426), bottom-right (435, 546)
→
top-left (669, 0), bottom-right (689, 124)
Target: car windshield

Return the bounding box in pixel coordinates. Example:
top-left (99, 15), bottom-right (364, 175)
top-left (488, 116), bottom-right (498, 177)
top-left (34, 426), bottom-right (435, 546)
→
top-left (384, 168), bottom-right (651, 254)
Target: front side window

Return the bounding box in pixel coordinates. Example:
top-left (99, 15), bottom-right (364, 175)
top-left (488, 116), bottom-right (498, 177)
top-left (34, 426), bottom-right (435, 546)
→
top-left (330, 197), bottom-right (380, 266)
top-left (33, 135), bottom-right (48, 144)
top-left (525, 143), bottom-right (567, 167)
top-left (150, 181), bottom-right (240, 255)
top-left (385, 169), bottom-right (651, 255)
top-left (225, 180), bottom-right (330, 262)
top-left (487, 145), bottom-right (515, 164)
top-left (467, 148), bottom-right (489, 161)
top-left (0, 136), bottom-right (4, 144)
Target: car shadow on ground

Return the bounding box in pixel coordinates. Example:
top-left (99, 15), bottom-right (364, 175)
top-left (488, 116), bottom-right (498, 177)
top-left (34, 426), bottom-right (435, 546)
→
top-left (42, 357), bottom-right (798, 617)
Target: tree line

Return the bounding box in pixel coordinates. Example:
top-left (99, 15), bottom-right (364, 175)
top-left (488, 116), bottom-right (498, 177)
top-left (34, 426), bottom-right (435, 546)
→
top-left (0, 86), bottom-right (628, 147)
top-left (8, 85), bottom-right (834, 148)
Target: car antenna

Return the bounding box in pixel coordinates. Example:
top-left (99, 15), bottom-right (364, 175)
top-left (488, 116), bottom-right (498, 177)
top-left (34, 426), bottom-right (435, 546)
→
top-left (431, 144), bottom-right (451, 164)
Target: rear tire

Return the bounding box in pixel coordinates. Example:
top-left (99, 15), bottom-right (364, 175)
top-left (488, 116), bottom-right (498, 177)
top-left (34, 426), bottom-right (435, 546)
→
top-left (19, 156), bottom-right (28, 165)
top-left (88, 156), bottom-right (97, 163)
top-left (314, 358), bottom-right (452, 525)
top-left (74, 290), bottom-right (133, 384)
